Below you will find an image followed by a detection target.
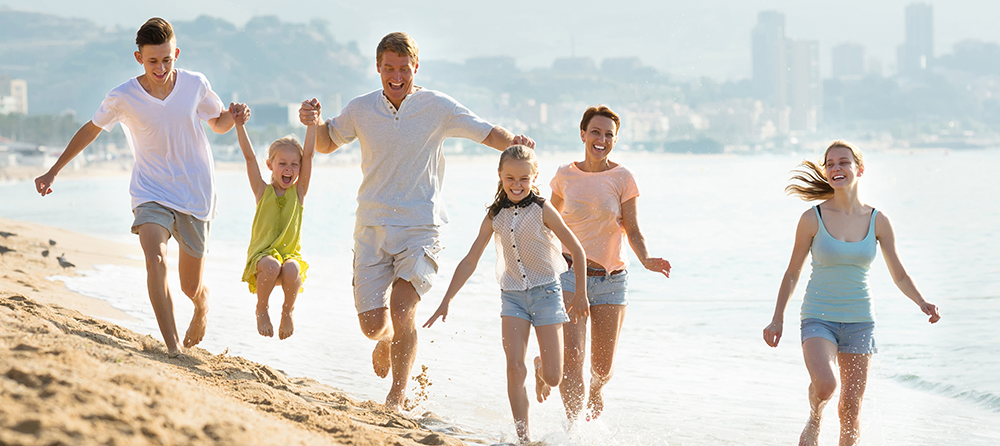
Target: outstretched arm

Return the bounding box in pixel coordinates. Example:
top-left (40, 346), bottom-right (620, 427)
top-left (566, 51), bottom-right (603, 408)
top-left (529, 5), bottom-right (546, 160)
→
top-left (763, 210), bottom-right (817, 347)
top-left (875, 212), bottom-right (941, 323)
top-left (207, 107), bottom-right (236, 134)
top-left (299, 98), bottom-right (340, 154)
top-left (423, 214), bottom-right (494, 328)
top-left (297, 122), bottom-right (317, 205)
top-left (230, 103), bottom-right (268, 202)
top-left (622, 197), bottom-right (670, 278)
top-left (35, 121), bottom-right (103, 196)
top-left (481, 126), bottom-right (535, 151)
top-left (542, 201), bottom-right (589, 323)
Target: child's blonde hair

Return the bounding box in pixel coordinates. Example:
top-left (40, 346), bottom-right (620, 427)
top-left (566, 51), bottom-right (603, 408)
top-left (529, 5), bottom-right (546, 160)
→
top-left (488, 145), bottom-right (540, 217)
top-left (267, 135), bottom-right (304, 162)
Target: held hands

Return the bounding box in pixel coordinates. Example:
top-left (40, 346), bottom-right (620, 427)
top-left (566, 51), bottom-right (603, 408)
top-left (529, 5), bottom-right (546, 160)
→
top-left (422, 301), bottom-right (450, 328)
top-left (229, 102), bottom-right (251, 125)
top-left (643, 257), bottom-right (671, 278)
top-left (566, 293), bottom-right (590, 323)
top-left (920, 301), bottom-right (942, 323)
top-left (762, 320), bottom-right (782, 347)
top-left (34, 171), bottom-right (56, 196)
top-left (511, 134), bottom-right (535, 149)
top-left (299, 98), bottom-right (322, 126)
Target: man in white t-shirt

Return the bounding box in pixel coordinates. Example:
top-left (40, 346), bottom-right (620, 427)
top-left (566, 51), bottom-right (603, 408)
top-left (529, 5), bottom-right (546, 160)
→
top-left (35, 18), bottom-right (235, 356)
top-left (299, 32), bottom-right (534, 411)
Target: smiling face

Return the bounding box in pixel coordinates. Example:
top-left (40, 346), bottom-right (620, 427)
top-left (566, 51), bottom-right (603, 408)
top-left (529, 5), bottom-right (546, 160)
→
top-left (824, 146), bottom-right (864, 188)
top-left (266, 144), bottom-right (303, 191)
top-left (581, 115), bottom-right (618, 162)
top-left (378, 51), bottom-right (418, 109)
top-left (499, 158), bottom-right (538, 203)
top-left (134, 41), bottom-right (178, 86)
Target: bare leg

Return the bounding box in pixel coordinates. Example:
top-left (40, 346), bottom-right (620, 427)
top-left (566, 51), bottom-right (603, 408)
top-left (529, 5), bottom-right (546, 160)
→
top-left (358, 307), bottom-right (392, 379)
top-left (800, 337), bottom-right (839, 446)
top-left (137, 224), bottom-right (180, 355)
top-left (384, 279), bottom-right (420, 411)
top-left (534, 323), bottom-right (564, 403)
top-left (278, 259), bottom-right (301, 340)
top-left (837, 353), bottom-right (871, 446)
top-left (587, 304), bottom-right (626, 420)
top-left (178, 246), bottom-right (209, 348)
top-left (560, 290), bottom-right (588, 422)
top-left (254, 256), bottom-right (281, 338)
top-left (502, 316), bottom-right (532, 443)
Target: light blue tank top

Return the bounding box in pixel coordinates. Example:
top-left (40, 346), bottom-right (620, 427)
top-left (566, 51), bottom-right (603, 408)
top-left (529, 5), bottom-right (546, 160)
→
top-left (801, 206), bottom-right (879, 323)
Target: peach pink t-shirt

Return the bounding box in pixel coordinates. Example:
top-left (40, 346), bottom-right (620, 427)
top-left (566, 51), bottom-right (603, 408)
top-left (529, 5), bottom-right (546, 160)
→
top-left (549, 162), bottom-right (640, 272)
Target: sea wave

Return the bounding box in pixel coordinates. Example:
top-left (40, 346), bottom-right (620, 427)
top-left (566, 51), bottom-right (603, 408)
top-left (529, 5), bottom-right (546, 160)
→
top-left (891, 373), bottom-right (1000, 413)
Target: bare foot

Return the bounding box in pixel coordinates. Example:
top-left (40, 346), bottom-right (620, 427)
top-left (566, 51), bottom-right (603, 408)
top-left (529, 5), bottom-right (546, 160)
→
top-left (167, 348), bottom-right (182, 358)
top-left (384, 390), bottom-right (405, 413)
top-left (799, 416), bottom-right (821, 446)
top-left (372, 338), bottom-right (391, 379)
top-left (586, 384), bottom-right (604, 421)
top-left (256, 308), bottom-right (273, 337)
top-left (278, 310), bottom-right (294, 340)
top-left (534, 356), bottom-right (551, 403)
top-left (183, 295), bottom-right (209, 348)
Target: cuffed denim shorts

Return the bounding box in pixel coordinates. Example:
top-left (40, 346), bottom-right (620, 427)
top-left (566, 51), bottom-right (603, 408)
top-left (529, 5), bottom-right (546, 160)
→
top-left (559, 268), bottom-right (629, 306)
top-left (801, 318), bottom-right (877, 354)
top-left (501, 281), bottom-right (570, 326)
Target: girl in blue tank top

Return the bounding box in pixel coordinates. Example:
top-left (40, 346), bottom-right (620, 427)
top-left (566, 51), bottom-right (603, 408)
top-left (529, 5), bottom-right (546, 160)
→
top-left (762, 140), bottom-right (941, 446)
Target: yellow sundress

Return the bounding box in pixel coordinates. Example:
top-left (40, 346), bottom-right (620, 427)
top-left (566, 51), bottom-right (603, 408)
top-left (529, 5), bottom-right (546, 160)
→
top-left (241, 184), bottom-right (309, 293)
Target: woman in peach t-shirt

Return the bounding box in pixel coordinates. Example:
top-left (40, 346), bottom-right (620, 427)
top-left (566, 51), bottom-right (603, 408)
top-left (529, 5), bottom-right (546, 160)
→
top-left (549, 105), bottom-right (672, 423)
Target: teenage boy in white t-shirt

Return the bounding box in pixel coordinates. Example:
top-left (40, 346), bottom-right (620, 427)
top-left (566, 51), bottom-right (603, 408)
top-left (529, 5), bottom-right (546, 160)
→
top-left (298, 32), bottom-right (534, 411)
top-left (35, 17), bottom-right (235, 356)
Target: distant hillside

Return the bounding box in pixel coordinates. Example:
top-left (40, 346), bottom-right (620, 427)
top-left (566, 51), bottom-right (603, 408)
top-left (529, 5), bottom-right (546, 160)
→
top-left (0, 9), bottom-right (372, 117)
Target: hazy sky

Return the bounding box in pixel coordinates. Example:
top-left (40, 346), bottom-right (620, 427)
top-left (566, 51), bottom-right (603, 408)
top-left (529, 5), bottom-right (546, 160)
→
top-left (4, 0), bottom-right (1000, 80)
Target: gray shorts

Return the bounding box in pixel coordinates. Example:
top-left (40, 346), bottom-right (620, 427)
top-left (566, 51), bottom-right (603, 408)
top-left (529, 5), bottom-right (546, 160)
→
top-left (559, 268), bottom-right (629, 306)
top-left (353, 225), bottom-right (441, 314)
top-left (500, 281), bottom-right (570, 326)
top-left (800, 318), bottom-right (877, 354)
top-left (131, 202), bottom-right (210, 258)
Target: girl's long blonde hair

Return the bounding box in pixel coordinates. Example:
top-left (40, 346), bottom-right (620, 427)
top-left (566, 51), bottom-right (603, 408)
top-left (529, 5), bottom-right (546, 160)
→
top-left (488, 145), bottom-right (540, 217)
top-left (786, 140), bottom-right (865, 201)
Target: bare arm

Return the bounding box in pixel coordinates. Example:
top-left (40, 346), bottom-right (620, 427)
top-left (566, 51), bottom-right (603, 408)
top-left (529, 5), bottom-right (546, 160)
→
top-left (480, 126), bottom-right (536, 151)
top-left (34, 121), bottom-right (103, 196)
top-left (875, 212), bottom-right (941, 323)
top-left (230, 103), bottom-right (268, 202)
top-left (423, 214), bottom-right (494, 328)
top-left (763, 210), bottom-right (817, 347)
top-left (542, 201), bottom-right (589, 323)
top-left (206, 108), bottom-right (236, 134)
top-left (621, 197), bottom-right (671, 278)
top-left (297, 123), bottom-right (317, 205)
top-left (299, 98), bottom-right (339, 154)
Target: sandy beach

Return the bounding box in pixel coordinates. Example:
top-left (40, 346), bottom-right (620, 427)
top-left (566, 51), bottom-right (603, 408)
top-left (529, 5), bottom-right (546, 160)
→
top-left (0, 216), bottom-right (467, 446)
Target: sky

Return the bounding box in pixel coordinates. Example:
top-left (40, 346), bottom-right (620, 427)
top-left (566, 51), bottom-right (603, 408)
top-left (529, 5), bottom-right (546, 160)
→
top-left (4, 0), bottom-right (1000, 80)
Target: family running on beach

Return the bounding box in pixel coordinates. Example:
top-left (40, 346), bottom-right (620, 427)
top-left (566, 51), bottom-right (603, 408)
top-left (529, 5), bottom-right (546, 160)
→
top-left (33, 17), bottom-right (942, 445)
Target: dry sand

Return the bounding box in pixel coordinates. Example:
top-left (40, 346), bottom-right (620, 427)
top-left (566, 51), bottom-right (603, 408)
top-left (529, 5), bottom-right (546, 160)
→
top-left (0, 217), bottom-right (470, 446)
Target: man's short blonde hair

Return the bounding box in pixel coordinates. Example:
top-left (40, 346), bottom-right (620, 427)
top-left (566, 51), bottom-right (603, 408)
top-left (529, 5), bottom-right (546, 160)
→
top-left (376, 32), bottom-right (419, 65)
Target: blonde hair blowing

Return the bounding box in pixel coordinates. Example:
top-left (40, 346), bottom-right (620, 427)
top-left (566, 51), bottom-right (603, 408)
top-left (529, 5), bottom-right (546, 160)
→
top-left (267, 135), bottom-right (304, 161)
top-left (488, 145), bottom-right (540, 217)
top-left (786, 140), bottom-right (865, 201)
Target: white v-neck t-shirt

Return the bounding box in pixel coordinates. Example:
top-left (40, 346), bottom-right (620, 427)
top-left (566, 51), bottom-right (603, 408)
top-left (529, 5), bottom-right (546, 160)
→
top-left (91, 68), bottom-right (225, 221)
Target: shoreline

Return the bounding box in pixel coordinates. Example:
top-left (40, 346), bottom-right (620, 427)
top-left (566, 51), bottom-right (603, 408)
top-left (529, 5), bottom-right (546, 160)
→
top-left (0, 216), bottom-right (467, 446)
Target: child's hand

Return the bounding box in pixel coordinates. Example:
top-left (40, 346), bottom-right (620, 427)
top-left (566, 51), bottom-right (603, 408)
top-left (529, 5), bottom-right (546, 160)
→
top-left (299, 98), bottom-right (322, 126)
top-left (567, 293), bottom-right (589, 323)
top-left (229, 102), bottom-right (251, 125)
top-left (422, 302), bottom-right (450, 328)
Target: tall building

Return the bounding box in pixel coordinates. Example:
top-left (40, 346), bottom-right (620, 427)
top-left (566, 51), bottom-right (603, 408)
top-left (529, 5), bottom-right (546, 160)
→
top-left (752, 11), bottom-right (788, 107)
top-left (831, 43), bottom-right (866, 79)
top-left (898, 3), bottom-right (934, 76)
top-left (788, 40), bottom-right (822, 132)
top-left (0, 77), bottom-right (28, 115)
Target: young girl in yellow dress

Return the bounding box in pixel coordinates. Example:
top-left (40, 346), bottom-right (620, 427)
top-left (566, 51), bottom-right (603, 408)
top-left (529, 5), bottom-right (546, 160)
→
top-left (230, 102), bottom-right (317, 340)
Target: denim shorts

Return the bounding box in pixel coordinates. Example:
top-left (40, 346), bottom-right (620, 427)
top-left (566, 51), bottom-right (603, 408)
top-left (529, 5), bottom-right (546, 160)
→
top-left (500, 281), bottom-right (570, 326)
top-left (800, 318), bottom-right (877, 354)
top-left (559, 268), bottom-right (629, 306)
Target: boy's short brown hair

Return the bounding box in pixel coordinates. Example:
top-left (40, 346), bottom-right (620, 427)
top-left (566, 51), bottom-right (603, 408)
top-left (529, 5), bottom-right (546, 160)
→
top-left (376, 32), bottom-right (419, 65)
top-left (136, 18), bottom-right (175, 49)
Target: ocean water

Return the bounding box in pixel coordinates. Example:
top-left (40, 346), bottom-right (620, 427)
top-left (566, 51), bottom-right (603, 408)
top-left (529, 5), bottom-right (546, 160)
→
top-left (1, 149), bottom-right (998, 445)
